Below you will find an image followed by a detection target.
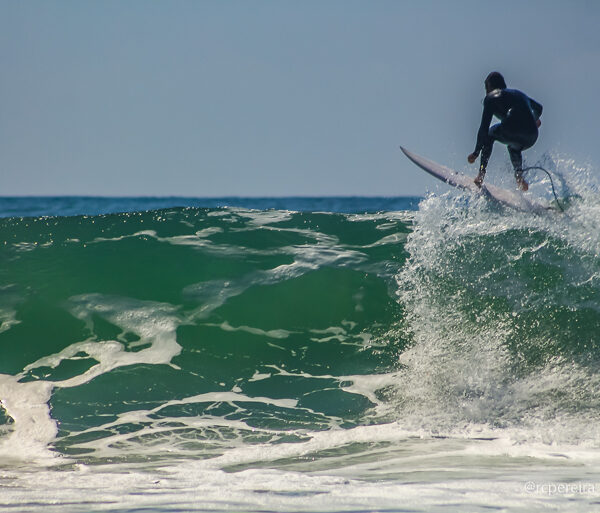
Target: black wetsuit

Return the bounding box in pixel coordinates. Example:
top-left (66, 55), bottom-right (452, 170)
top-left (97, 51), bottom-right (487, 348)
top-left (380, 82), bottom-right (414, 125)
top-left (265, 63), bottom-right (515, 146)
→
top-left (474, 88), bottom-right (543, 176)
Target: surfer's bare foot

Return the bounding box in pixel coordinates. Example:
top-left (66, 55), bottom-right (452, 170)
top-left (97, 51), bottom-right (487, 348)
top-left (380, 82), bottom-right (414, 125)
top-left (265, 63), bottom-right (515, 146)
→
top-left (474, 174), bottom-right (484, 188)
top-left (517, 177), bottom-right (529, 191)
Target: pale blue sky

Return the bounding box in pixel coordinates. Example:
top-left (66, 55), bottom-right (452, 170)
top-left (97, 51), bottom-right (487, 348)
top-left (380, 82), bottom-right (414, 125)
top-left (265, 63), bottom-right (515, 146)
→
top-left (1, 0), bottom-right (599, 196)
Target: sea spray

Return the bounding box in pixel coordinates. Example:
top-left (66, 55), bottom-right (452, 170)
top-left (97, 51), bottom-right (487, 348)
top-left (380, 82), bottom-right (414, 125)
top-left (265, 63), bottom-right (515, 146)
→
top-left (394, 185), bottom-right (600, 442)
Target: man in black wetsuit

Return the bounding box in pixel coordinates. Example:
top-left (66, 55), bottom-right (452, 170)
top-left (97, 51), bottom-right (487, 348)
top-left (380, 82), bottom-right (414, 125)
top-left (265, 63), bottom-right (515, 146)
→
top-left (468, 71), bottom-right (543, 191)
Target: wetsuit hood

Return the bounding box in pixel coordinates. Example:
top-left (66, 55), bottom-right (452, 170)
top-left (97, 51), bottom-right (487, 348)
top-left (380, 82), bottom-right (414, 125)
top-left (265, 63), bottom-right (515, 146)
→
top-left (485, 71), bottom-right (507, 93)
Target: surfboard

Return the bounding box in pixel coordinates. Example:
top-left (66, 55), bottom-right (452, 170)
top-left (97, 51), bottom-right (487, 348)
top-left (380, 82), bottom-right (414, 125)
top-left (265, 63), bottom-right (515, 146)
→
top-left (400, 146), bottom-right (550, 213)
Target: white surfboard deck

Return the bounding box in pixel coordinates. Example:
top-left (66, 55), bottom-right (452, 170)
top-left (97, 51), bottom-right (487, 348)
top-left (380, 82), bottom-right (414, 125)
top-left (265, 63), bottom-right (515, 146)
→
top-left (400, 146), bottom-right (550, 213)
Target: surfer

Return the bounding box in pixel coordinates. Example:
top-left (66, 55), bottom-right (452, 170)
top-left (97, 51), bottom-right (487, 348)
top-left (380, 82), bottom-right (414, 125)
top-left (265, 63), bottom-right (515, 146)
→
top-left (467, 71), bottom-right (543, 191)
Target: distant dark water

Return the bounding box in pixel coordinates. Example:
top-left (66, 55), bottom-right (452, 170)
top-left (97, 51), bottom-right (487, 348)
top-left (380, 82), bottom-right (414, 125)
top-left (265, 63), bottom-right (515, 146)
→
top-left (0, 196), bottom-right (421, 218)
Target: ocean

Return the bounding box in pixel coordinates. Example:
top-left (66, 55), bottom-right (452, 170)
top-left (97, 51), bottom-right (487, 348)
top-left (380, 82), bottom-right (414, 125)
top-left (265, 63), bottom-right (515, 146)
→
top-left (1, 185), bottom-right (600, 512)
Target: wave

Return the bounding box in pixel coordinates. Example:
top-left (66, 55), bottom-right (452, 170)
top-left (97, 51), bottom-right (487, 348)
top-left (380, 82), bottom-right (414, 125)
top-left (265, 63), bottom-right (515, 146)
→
top-left (0, 207), bottom-right (411, 463)
top-left (0, 171), bottom-right (599, 467)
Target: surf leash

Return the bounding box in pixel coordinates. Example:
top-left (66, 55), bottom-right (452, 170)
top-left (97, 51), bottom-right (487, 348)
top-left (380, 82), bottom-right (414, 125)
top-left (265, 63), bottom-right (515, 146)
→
top-left (522, 166), bottom-right (565, 212)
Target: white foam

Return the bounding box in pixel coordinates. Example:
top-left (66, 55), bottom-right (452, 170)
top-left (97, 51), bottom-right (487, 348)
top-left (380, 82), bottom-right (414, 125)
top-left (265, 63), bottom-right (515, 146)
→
top-left (2, 461), bottom-right (599, 513)
top-left (21, 295), bottom-right (183, 389)
top-left (203, 321), bottom-right (293, 339)
top-left (0, 294), bottom-right (184, 464)
top-left (0, 374), bottom-right (57, 462)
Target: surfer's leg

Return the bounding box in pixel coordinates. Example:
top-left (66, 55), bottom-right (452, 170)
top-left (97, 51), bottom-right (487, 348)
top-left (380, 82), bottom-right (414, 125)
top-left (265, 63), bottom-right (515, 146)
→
top-left (479, 141), bottom-right (493, 173)
top-left (476, 125), bottom-right (499, 186)
top-left (508, 146), bottom-right (528, 191)
top-left (475, 146), bottom-right (491, 187)
top-left (508, 146), bottom-right (523, 172)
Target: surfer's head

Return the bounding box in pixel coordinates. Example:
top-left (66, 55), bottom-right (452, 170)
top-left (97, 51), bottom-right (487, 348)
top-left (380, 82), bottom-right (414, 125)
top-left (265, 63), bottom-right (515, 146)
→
top-left (485, 71), bottom-right (506, 93)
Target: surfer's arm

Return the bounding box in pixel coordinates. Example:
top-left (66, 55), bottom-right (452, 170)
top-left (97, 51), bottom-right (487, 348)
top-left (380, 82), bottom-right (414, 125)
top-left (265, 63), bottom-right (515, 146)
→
top-left (473, 100), bottom-right (494, 155)
top-left (530, 98), bottom-right (543, 120)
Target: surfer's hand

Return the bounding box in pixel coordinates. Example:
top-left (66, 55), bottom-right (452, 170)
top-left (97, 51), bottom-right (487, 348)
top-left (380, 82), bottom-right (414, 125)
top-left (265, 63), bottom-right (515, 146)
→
top-left (468, 152), bottom-right (478, 164)
top-left (536, 119), bottom-right (541, 128)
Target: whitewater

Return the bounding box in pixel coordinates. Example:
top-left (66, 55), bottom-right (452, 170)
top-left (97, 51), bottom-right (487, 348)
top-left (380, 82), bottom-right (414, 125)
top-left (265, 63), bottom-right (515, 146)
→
top-left (1, 163), bottom-right (600, 512)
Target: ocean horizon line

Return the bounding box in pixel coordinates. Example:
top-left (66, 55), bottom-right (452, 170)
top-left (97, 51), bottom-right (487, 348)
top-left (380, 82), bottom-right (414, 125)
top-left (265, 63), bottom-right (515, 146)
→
top-left (0, 194), bottom-right (423, 199)
top-left (0, 195), bottom-right (423, 218)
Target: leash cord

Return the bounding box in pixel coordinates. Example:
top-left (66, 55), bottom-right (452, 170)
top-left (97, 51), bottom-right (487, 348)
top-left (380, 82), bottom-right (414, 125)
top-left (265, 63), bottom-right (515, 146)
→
top-left (522, 166), bottom-right (565, 212)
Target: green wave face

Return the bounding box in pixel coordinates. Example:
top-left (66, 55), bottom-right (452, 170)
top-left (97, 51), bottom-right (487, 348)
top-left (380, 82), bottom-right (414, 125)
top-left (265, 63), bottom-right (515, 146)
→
top-left (1, 198), bottom-right (599, 465)
top-left (0, 208), bottom-right (411, 462)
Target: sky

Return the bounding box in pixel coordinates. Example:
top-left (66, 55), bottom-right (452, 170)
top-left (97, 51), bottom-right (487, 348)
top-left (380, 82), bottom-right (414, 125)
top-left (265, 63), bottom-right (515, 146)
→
top-left (1, 0), bottom-right (599, 197)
